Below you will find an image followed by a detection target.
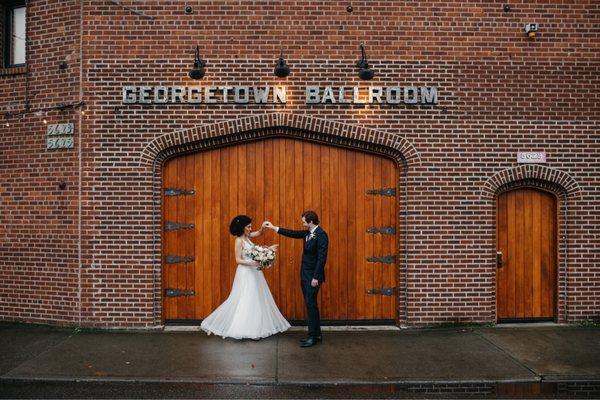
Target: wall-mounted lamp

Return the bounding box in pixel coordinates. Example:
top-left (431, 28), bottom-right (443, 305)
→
top-left (189, 45), bottom-right (207, 79)
top-left (356, 42), bottom-right (374, 80)
top-left (524, 23), bottom-right (538, 40)
top-left (274, 49), bottom-right (290, 78)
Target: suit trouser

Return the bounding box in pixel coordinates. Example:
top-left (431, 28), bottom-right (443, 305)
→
top-left (301, 280), bottom-right (321, 338)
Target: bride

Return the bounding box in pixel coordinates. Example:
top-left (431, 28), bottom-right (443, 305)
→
top-left (200, 215), bottom-right (290, 339)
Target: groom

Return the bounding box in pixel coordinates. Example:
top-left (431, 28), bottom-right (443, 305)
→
top-left (263, 211), bottom-right (328, 348)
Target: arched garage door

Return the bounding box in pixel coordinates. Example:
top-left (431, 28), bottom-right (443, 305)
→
top-left (162, 138), bottom-right (399, 323)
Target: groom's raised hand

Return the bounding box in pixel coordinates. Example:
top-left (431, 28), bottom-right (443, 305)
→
top-left (262, 221), bottom-right (274, 230)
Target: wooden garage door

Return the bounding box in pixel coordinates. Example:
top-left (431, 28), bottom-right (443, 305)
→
top-left (496, 188), bottom-right (557, 321)
top-left (162, 138), bottom-right (398, 322)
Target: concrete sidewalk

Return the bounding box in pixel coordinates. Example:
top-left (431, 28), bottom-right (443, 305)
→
top-left (1, 323), bottom-right (599, 386)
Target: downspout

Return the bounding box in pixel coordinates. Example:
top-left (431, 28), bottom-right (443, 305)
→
top-left (403, 163), bottom-right (409, 325)
top-left (24, 0), bottom-right (30, 111)
top-left (563, 196), bottom-right (568, 323)
top-left (77, 0), bottom-right (84, 326)
top-left (152, 156), bottom-right (160, 325)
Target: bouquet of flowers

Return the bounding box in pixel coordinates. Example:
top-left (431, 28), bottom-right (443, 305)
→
top-left (247, 245), bottom-right (277, 270)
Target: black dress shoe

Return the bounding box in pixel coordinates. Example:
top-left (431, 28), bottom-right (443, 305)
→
top-left (299, 335), bottom-right (322, 343)
top-left (300, 337), bottom-right (319, 347)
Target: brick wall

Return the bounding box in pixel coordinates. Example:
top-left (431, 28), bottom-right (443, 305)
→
top-left (0, 0), bottom-right (81, 325)
top-left (1, 0), bottom-right (598, 327)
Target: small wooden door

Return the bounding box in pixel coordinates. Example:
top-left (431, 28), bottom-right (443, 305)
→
top-left (162, 138), bottom-right (398, 322)
top-left (496, 188), bottom-right (557, 321)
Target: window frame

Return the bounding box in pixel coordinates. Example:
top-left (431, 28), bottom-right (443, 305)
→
top-left (3, 0), bottom-right (27, 68)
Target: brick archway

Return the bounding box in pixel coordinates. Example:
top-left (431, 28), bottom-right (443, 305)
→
top-left (140, 113), bottom-right (420, 168)
top-left (143, 113), bottom-right (420, 325)
top-left (481, 164), bottom-right (581, 323)
top-left (480, 164), bottom-right (581, 200)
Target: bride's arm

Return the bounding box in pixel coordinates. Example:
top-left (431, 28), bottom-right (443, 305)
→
top-left (235, 238), bottom-right (259, 267)
top-left (248, 226), bottom-right (265, 238)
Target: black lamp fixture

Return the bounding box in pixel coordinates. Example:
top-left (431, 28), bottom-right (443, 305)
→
top-left (274, 49), bottom-right (290, 78)
top-left (356, 42), bottom-right (374, 80)
top-left (189, 45), bottom-right (207, 80)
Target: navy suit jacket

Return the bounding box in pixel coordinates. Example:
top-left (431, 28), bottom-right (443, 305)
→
top-left (277, 226), bottom-right (328, 282)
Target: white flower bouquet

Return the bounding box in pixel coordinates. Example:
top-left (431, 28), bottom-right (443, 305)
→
top-left (247, 245), bottom-right (277, 270)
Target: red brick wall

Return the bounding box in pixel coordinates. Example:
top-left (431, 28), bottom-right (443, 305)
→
top-left (1, 0), bottom-right (598, 327)
top-left (0, 0), bottom-right (82, 325)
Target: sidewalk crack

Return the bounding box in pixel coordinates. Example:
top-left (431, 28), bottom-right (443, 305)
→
top-left (473, 330), bottom-right (541, 380)
top-left (1, 332), bottom-right (76, 379)
top-left (275, 335), bottom-right (280, 384)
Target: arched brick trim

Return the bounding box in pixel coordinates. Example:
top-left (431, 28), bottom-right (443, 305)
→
top-left (481, 165), bottom-right (580, 200)
top-left (481, 164), bottom-right (581, 324)
top-left (140, 113), bottom-right (420, 167)
top-left (495, 179), bottom-right (567, 200)
top-left (145, 113), bottom-right (420, 326)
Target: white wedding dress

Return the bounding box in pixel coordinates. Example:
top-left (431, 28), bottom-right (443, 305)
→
top-left (200, 239), bottom-right (291, 339)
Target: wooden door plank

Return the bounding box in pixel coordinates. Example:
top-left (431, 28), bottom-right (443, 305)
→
top-left (317, 144), bottom-right (330, 318)
top-left (541, 192), bottom-right (556, 317)
top-left (173, 156), bottom-right (186, 319)
top-left (339, 148), bottom-right (350, 320)
top-left (515, 190), bottom-right (525, 318)
top-left (380, 157), bottom-right (396, 319)
top-left (522, 190), bottom-right (534, 318)
top-left (192, 152), bottom-right (203, 318)
top-left (372, 157), bottom-right (384, 318)
top-left (506, 190), bottom-right (517, 318)
top-left (364, 154), bottom-right (375, 319)
top-left (223, 146), bottom-right (239, 303)
top-left (355, 152), bottom-right (366, 319)
top-left (282, 138), bottom-right (293, 318)
top-left (198, 149), bottom-right (215, 318)
top-left (328, 146), bottom-right (340, 319)
top-left (217, 147), bottom-right (231, 310)
top-left (386, 160), bottom-right (398, 319)
top-left (162, 158), bottom-right (178, 320)
top-left (197, 149), bottom-right (209, 318)
top-left (182, 154), bottom-right (196, 319)
top-left (532, 190), bottom-right (543, 317)
top-left (346, 150), bottom-right (358, 320)
top-left (496, 193), bottom-right (508, 318)
top-left (209, 149), bottom-right (222, 315)
top-left (295, 139), bottom-right (307, 319)
top-left (246, 141), bottom-right (258, 221)
top-left (271, 139), bottom-right (284, 310)
top-left (282, 139), bottom-right (296, 317)
top-left (262, 139), bottom-right (277, 300)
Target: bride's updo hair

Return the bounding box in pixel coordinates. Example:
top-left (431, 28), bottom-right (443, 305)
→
top-left (229, 215), bottom-right (252, 236)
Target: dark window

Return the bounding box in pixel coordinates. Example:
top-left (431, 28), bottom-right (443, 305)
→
top-left (3, 1), bottom-right (26, 67)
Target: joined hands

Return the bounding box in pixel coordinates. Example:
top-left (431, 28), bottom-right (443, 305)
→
top-left (262, 221), bottom-right (277, 230)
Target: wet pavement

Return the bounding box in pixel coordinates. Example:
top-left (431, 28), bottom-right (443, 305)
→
top-left (0, 323), bottom-right (599, 398)
top-left (2, 380), bottom-right (600, 399)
